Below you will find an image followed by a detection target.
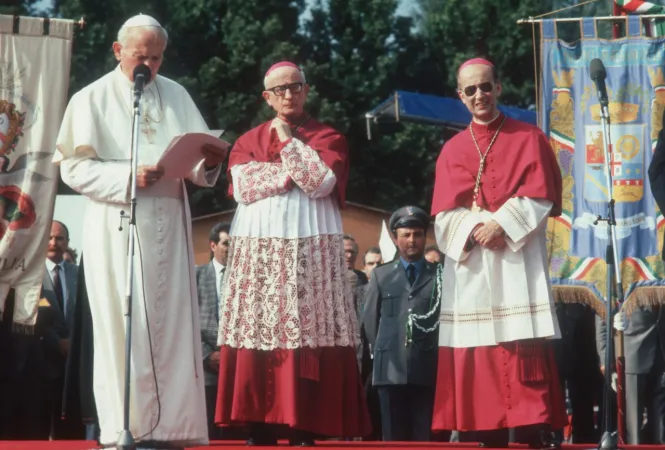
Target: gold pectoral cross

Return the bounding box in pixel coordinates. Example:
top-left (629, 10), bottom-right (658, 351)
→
top-left (471, 184), bottom-right (482, 212)
top-left (142, 119), bottom-right (156, 144)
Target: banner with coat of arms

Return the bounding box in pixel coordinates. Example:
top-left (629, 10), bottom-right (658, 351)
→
top-left (0, 16), bottom-right (74, 331)
top-left (541, 16), bottom-right (665, 314)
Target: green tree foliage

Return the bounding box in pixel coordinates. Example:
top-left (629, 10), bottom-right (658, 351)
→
top-left (416, 0), bottom-right (549, 107)
top-left (300, 0), bottom-right (445, 210)
top-left (0, 0), bottom-right (43, 15)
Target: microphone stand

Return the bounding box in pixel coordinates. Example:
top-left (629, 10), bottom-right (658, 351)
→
top-left (117, 83), bottom-right (145, 450)
top-left (591, 96), bottom-right (625, 450)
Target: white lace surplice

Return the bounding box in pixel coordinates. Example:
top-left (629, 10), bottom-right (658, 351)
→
top-left (218, 138), bottom-right (358, 350)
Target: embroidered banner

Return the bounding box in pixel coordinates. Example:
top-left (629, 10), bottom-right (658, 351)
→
top-left (0, 16), bottom-right (74, 330)
top-left (541, 17), bottom-right (665, 314)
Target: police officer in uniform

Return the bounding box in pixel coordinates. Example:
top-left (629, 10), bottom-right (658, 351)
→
top-left (363, 206), bottom-right (441, 441)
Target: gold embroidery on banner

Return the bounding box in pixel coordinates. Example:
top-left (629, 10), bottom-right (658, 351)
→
top-left (0, 100), bottom-right (26, 156)
top-left (550, 70), bottom-right (575, 139)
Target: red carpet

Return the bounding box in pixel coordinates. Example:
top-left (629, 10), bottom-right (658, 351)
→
top-left (0, 442), bottom-right (661, 450)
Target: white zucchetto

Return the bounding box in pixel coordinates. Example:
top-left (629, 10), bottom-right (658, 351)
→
top-left (121, 14), bottom-right (163, 29)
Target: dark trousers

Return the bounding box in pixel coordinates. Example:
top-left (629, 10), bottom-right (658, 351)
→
top-left (626, 362), bottom-right (665, 444)
top-left (205, 384), bottom-right (222, 440)
top-left (561, 374), bottom-right (603, 443)
top-left (363, 378), bottom-right (382, 440)
top-left (0, 373), bottom-right (50, 439)
top-left (377, 385), bottom-right (434, 441)
top-left (49, 375), bottom-right (86, 439)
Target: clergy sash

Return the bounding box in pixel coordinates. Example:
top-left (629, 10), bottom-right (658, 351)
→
top-left (0, 16), bottom-right (74, 331)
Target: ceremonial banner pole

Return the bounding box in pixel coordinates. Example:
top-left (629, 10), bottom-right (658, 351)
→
top-left (589, 57), bottom-right (623, 449)
top-left (518, 13), bottom-right (665, 24)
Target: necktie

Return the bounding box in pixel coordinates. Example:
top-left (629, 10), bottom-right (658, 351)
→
top-left (52, 264), bottom-right (65, 312)
top-left (406, 264), bottom-right (416, 286)
top-left (219, 267), bottom-right (226, 298)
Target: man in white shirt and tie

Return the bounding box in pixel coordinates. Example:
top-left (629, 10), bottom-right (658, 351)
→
top-left (195, 222), bottom-right (230, 440)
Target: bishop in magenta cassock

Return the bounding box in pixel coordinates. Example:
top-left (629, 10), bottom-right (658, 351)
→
top-left (215, 62), bottom-right (371, 445)
top-left (430, 58), bottom-right (567, 448)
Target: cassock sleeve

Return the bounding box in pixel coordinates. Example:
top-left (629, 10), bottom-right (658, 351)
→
top-left (434, 208), bottom-right (483, 262)
top-left (55, 89), bottom-right (132, 204)
top-left (230, 163), bottom-right (293, 204)
top-left (280, 137), bottom-right (337, 198)
top-left (492, 197), bottom-right (552, 252)
top-left (60, 156), bottom-right (131, 204)
top-left (362, 270), bottom-right (381, 350)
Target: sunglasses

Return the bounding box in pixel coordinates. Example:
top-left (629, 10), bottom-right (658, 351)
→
top-left (461, 82), bottom-right (493, 97)
top-left (265, 82), bottom-right (304, 97)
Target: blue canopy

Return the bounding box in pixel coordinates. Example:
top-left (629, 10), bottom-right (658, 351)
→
top-left (365, 90), bottom-right (537, 138)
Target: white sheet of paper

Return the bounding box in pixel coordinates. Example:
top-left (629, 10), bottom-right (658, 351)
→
top-left (158, 132), bottom-right (230, 179)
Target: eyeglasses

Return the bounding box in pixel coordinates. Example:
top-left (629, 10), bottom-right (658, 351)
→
top-left (265, 82), bottom-right (304, 96)
top-left (461, 82), bottom-right (493, 97)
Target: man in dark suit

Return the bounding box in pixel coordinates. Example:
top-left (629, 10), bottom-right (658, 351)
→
top-left (596, 308), bottom-right (665, 444)
top-left (195, 222), bottom-right (231, 440)
top-left (42, 220), bottom-right (80, 438)
top-left (363, 206), bottom-right (441, 441)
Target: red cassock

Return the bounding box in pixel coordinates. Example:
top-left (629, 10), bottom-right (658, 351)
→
top-left (214, 117), bottom-right (371, 438)
top-left (430, 114), bottom-right (567, 432)
top-left (432, 343), bottom-right (568, 431)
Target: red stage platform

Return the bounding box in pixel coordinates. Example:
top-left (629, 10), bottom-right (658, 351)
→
top-left (0, 442), bottom-right (661, 450)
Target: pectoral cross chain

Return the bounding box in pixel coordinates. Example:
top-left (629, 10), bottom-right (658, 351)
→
top-left (469, 117), bottom-right (506, 213)
top-left (142, 117), bottom-right (156, 144)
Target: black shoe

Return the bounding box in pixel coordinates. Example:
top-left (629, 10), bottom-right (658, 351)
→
top-left (527, 431), bottom-right (561, 449)
top-left (246, 436), bottom-right (278, 446)
top-left (288, 438), bottom-right (315, 446)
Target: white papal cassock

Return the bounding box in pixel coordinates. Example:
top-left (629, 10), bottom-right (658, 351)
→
top-left (54, 66), bottom-right (218, 446)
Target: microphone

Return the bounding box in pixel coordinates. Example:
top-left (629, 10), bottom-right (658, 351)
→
top-left (590, 58), bottom-right (609, 108)
top-left (132, 64), bottom-right (151, 105)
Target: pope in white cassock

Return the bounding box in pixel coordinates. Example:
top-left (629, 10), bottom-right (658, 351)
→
top-left (53, 15), bottom-right (226, 448)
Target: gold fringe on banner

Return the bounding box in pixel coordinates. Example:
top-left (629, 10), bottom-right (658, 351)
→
top-left (622, 286), bottom-right (665, 315)
top-left (553, 285), bottom-right (607, 319)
